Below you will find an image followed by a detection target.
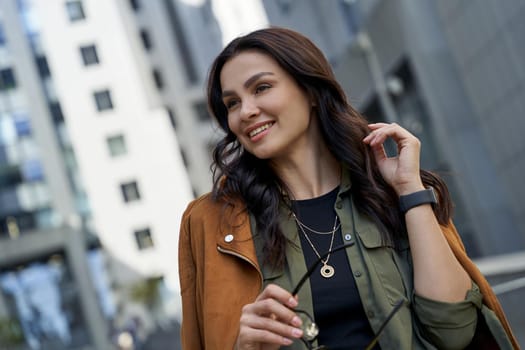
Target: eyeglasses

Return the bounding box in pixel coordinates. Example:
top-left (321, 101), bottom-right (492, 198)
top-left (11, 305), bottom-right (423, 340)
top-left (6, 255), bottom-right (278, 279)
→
top-left (290, 242), bottom-right (405, 350)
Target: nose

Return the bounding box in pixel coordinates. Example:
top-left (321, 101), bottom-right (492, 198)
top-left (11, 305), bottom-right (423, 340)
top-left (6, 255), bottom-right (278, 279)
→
top-left (239, 98), bottom-right (260, 120)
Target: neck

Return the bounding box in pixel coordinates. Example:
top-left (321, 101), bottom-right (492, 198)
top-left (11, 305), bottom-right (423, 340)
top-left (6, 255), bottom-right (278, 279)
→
top-left (271, 143), bottom-right (341, 200)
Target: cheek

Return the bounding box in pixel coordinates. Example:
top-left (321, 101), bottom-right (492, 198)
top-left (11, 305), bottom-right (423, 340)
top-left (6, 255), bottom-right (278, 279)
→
top-left (227, 115), bottom-right (241, 136)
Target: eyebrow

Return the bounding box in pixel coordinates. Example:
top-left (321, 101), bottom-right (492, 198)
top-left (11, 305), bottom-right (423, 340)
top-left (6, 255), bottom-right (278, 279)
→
top-left (222, 71), bottom-right (274, 98)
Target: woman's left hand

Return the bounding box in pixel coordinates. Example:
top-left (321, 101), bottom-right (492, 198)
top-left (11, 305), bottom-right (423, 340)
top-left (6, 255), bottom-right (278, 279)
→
top-left (363, 122), bottom-right (424, 195)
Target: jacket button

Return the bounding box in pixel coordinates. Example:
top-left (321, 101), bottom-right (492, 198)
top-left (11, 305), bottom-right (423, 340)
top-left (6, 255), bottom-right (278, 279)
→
top-left (336, 202), bottom-right (343, 209)
top-left (367, 310), bottom-right (375, 318)
top-left (354, 271), bottom-right (362, 277)
top-left (224, 234), bottom-right (234, 243)
top-left (344, 233), bottom-right (352, 241)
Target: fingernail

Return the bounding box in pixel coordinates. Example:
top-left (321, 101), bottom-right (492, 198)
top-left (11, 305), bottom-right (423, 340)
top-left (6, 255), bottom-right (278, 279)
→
top-left (291, 316), bottom-right (302, 327)
top-left (288, 297), bottom-right (298, 307)
top-left (282, 337), bottom-right (293, 345)
top-left (292, 328), bottom-right (303, 338)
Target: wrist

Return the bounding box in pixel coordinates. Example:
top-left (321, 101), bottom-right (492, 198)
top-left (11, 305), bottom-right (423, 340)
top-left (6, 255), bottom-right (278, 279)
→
top-left (396, 183), bottom-right (425, 197)
top-left (399, 187), bottom-right (437, 213)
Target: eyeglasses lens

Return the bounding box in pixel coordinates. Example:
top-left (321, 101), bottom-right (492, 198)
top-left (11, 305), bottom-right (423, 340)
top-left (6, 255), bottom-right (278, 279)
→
top-left (298, 313), bottom-right (319, 341)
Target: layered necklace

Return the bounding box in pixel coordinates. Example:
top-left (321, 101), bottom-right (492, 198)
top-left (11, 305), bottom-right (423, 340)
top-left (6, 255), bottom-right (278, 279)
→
top-left (292, 212), bottom-right (339, 278)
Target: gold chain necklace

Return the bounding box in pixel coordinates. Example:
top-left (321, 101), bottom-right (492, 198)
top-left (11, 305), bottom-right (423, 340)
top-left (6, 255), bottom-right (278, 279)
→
top-left (293, 214), bottom-right (338, 278)
top-left (292, 212), bottom-right (341, 235)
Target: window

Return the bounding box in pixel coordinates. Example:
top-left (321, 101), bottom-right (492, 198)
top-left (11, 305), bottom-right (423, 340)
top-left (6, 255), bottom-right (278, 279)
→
top-left (0, 23), bottom-right (6, 46)
top-left (152, 69), bottom-right (164, 90)
top-left (0, 213), bottom-right (36, 237)
top-left (21, 159), bottom-right (45, 182)
top-left (134, 227), bottom-right (154, 250)
top-left (13, 113), bottom-right (32, 137)
top-left (0, 68), bottom-right (17, 91)
top-left (35, 56), bottom-right (51, 78)
top-left (93, 90), bottom-right (113, 111)
top-left (66, 1), bottom-right (86, 22)
top-left (49, 102), bottom-right (64, 123)
top-left (129, 0), bottom-right (140, 12)
top-left (180, 148), bottom-right (189, 167)
top-left (120, 181), bottom-right (140, 202)
top-left (139, 29), bottom-right (152, 51)
top-left (80, 45), bottom-right (99, 66)
top-left (106, 134), bottom-right (127, 157)
top-left (0, 116), bottom-right (15, 145)
top-left (80, 44), bottom-right (99, 66)
top-left (276, 0), bottom-right (292, 14)
top-left (0, 165), bottom-right (22, 187)
top-left (194, 102), bottom-right (210, 121)
top-left (166, 106), bottom-right (177, 129)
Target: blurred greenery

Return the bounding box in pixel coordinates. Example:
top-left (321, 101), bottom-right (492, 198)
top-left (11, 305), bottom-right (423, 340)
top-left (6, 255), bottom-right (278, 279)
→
top-left (128, 276), bottom-right (163, 307)
top-left (0, 318), bottom-right (24, 345)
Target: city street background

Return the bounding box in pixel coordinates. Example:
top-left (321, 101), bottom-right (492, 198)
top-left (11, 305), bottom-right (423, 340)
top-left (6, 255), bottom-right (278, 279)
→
top-left (0, 0), bottom-right (523, 349)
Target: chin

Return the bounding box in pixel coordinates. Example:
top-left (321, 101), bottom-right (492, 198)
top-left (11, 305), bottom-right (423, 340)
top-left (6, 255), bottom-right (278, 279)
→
top-left (246, 147), bottom-right (276, 160)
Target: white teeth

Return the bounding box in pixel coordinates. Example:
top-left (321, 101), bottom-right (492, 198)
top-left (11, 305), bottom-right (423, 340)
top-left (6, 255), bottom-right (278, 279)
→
top-left (249, 123), bottom-right (273, 137)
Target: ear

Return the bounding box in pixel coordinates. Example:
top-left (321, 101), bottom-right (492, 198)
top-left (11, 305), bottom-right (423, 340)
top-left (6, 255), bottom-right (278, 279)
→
top-left (303, 87), bottom-right (317, 107)
top-left (308, 93), bottom-right (317, 107)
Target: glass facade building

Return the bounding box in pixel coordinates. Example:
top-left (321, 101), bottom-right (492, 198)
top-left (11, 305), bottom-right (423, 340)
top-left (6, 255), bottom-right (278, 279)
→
top-left (0, 1), bottom-right (112, 348)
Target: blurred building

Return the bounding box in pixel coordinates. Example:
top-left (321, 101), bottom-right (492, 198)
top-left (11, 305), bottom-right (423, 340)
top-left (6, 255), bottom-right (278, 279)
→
top-left (0, 0), bottom-right (112, 348)
top-left (261, 0), bottom-right (525, 344)
top-left (262, 0), bottom-right (525, 258)
top-left (0, 0), bottom-right (213, 348)
top-left (119, 0), bottom-right (268, 197)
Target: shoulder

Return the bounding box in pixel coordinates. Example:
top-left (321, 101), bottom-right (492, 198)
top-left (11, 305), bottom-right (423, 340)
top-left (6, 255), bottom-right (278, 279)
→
top-left (180, 193), bottom-right (224, 232)
top-left (181, 192), bottom-right (248, 232)
top-left (182, 192), bottom-right (221, 219)
top-left (179, 193), bottom-right (223, 255)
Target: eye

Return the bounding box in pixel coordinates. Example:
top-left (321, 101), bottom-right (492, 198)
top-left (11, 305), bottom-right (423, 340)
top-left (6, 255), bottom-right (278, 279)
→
top-left (224, 99), bottom-right (239, 110)
top-left (254, 84), bottom-right (271, 94)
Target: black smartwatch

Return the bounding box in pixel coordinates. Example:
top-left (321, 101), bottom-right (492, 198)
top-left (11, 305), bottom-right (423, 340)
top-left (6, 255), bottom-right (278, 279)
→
top-left (399, 188), bottom-right (437, 213)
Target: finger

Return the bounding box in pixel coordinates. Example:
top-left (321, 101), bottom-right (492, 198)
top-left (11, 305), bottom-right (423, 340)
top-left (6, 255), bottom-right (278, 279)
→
top-left (256, 284), bottom-right (298, 308)
top-left (369, 142), bottom-right (388, 163)
top-left (365, 123), bottom-right (417, 146)
top-left (240, 312), bottom-right (303, 339)
top-left (245, 298), bottom-right (302, 327)
top-left (363, 123), bottom-right (392, 144)
top-left (237, 326), bottom-right (295, 347)
top-left (367, 122), bottom-right (390, 130)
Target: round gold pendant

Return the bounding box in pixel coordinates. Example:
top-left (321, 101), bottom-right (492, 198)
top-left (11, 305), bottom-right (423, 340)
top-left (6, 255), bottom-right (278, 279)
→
top-left (320, 264), bottom-right (335, 278)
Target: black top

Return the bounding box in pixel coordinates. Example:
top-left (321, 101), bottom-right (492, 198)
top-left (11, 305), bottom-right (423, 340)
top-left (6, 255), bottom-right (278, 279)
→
top-left (292, 187), bottom-right (378, 350)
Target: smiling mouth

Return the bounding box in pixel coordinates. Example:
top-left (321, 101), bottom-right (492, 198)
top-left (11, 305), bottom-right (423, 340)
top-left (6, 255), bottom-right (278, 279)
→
top-left (248, 122), bottom-right (274, 138)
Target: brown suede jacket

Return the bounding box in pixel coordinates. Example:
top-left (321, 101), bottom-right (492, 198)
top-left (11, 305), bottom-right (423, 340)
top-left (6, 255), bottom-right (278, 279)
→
top-left (178, 193), bottom-right (520, 350)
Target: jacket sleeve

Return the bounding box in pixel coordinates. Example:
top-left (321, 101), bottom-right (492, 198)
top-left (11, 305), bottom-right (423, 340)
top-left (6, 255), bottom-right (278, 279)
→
top-left (436, 221), bottom-right (519, 349)
top-left (413, 281), bottom-right (481, 349)
top-left (178, 202), bottom-right (203, 350)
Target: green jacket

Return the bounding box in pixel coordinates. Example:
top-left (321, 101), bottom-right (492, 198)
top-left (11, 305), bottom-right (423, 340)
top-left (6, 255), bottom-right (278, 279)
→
top-left (255, 177), bottom-right (482, 349)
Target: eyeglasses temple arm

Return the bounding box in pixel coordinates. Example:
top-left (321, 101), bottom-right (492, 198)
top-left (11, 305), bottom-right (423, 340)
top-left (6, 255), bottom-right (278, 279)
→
top-left (291, 241), bottom-right (355, 296)
top-left (364, 298), bottom-right (405, 350)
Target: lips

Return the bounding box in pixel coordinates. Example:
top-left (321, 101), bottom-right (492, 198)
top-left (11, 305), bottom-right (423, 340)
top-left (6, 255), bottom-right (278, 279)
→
top-left (247, 122), bottom-right (274, 138)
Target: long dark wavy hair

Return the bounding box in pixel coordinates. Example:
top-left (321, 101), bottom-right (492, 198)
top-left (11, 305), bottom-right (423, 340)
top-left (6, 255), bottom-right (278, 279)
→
top-left (207, 27), bottom-right (452, 268)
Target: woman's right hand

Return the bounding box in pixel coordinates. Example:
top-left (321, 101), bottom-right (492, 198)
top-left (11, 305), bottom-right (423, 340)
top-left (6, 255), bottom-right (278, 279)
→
top-left (234, 284), bottom-right (304, 350)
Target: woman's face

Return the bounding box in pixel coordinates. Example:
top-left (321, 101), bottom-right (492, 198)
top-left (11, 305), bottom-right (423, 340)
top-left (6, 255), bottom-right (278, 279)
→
top-left (220, 50), bottom-right (321, 161)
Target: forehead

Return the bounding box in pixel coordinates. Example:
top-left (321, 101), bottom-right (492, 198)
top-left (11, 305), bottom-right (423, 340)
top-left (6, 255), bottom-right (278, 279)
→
top-left (220, 50), bottom-right (285, 89)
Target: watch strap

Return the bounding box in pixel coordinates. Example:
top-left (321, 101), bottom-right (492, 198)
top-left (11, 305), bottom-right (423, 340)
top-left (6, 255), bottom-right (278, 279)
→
top-left (399, 188), bottom-right (437, 213)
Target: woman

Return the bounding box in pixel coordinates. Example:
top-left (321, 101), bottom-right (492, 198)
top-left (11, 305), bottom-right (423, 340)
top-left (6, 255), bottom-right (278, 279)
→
top-left (179, 27), bottom-right (519, 349)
